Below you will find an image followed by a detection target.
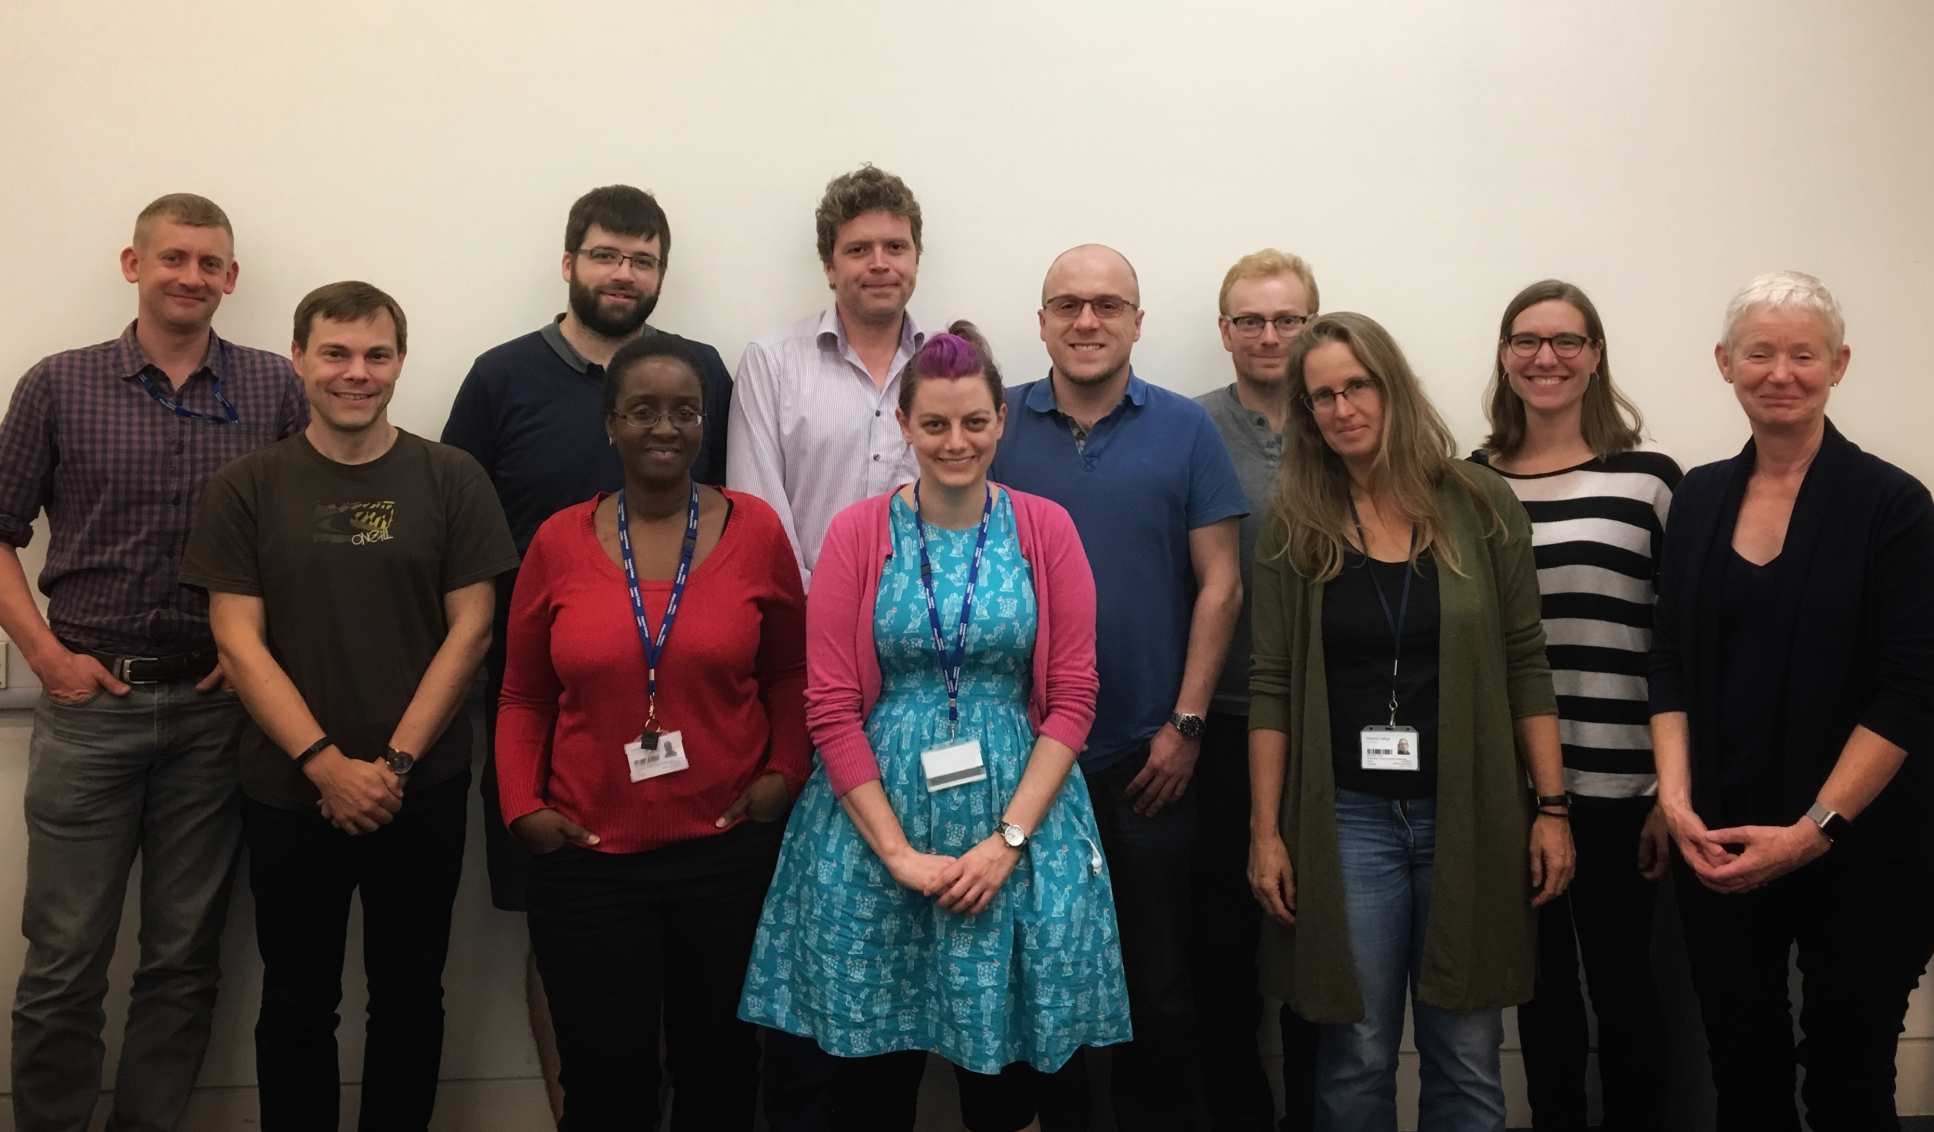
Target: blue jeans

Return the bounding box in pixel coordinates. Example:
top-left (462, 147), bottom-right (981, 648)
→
top-left (1316, 790), bottom-right (1504, 1132)
top-left (11, 683), bottom-right (246, 1132)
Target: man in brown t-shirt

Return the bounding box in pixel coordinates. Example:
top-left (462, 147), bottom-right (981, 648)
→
top-left (182, 281), bottom-right (516, 1129)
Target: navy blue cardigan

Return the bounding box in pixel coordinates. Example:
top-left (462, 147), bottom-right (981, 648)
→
top-left (1649, 420), bottom-right (1934, 861)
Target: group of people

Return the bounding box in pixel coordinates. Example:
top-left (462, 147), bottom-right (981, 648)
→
top-left (0, 166), bottom-right (1928, 1132)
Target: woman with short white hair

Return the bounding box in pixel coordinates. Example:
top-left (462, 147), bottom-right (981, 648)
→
top-left (1651, 271), bottom-right (1934, 1130)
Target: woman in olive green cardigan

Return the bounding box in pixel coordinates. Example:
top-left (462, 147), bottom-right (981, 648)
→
top-left (1245, 313), bottom-right (1573, 1131)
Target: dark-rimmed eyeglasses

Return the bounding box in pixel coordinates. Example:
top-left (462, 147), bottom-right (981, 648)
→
top-left (1043, 294), bottom-right (1137, 322)
top-left (609, 406), bottom-right (703, 429)
top-left (1226, 314), bottom-right (1310, 338)
top-left (578, 246), bottom-right (662, 274)
top-left (1504, 333), bottom-right (1593, 359)
top-left (1301, 377), bottom-right (1380, 413)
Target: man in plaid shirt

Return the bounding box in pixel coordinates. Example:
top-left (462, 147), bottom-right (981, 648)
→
top-left (0, 193), bottom-right (306, 1132)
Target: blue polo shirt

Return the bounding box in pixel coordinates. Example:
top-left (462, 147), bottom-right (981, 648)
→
top-left (990, 373), bottom-right (1248, 768)
top-left (440, 317), bottom-right (732, 555)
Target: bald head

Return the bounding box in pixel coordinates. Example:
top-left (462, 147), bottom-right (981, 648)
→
top-left (1042, 244), bottom-right (1140, 306)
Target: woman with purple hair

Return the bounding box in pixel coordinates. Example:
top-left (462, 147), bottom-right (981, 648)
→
top-left (740, 326), bottom-right (1131, 1131)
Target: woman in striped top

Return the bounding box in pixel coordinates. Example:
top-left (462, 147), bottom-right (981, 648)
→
top-left (1473, 280), bottom-right (1681, 1132)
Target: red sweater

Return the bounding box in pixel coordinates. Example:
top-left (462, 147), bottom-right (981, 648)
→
top-left (496, 491), bottom-right (809, 855)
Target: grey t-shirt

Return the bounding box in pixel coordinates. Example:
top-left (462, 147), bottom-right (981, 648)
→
top-left (183, 429), bottom-right (518, 810)
top-left (1195, 383), bottom-right (1285, 716)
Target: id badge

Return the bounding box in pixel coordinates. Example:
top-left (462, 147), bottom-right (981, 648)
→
top-left (1360, 725), bottom-right (1420, 772)
top-left (625, 730), bottom-right (691, 783)
top-left (921, 737), bottom-right (986, 793)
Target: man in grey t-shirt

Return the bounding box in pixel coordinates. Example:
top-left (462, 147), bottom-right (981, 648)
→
top-left (1191, 248), bottom-right (1322, 1131)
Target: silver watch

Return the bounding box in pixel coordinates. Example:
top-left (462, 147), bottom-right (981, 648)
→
top-left (996, 821), bottom-right (1028, 850)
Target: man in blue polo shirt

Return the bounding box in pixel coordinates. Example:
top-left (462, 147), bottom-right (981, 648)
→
top-left (990, 243), bottom-right (1246, 1131)
top-left (438, 184), bottom-right (731, 1119)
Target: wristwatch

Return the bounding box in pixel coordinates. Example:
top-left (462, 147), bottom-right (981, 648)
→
top-left (386, 747), bottom-right (416, 776)
top-left (996, 821), bottom-right (1028, 850)
top-left (1168, 712), bottom-right (1206, 741)
top-left (1804, 801), bottom-right (1848, 846)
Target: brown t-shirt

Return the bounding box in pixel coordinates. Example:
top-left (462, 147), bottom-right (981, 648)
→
top-left (183, 429), bottom-right (518, 810)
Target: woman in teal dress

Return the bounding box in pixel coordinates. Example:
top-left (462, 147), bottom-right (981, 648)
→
top-left (740, 330), bottom-right (1129, 1132)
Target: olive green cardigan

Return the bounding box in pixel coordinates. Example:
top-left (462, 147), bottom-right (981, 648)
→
top-left (1248, 462), bottom-right (1556, 1022)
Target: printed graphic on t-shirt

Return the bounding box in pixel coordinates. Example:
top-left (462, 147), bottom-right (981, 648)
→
top-left (312, 500), bottom-right (396, 546)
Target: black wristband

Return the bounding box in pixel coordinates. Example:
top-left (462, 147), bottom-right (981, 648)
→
top-left (1535, 793), bottom-right (1570, 809)
top-left (1536, 808), bottom-right (1571, 820)
top-left (294, 735), bottom-right (333, 767)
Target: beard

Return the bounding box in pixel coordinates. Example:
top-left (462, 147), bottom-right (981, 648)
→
top-left (568, 276), bottom-right (659, 338)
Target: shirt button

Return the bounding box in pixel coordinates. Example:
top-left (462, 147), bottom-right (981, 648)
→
top-left (872, 454), bottom-right (880, 461)
top-left (874, 410), bottom-right (881, 417)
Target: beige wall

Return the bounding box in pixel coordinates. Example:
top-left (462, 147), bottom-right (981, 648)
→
top-left (1, 0), bottom-right (1931, 1125)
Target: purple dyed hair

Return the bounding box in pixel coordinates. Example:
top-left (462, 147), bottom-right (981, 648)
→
top-left (898, 323), bottom-right (1005, 415)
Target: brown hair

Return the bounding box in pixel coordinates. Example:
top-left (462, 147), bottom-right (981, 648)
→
top-left (1481, 279), bottom-right (1643, 459)
top-left (293, 281), bottom-right (409, 355)
top-left (1271, 312), bottom-right (1498, 580)
top-left (815, 165), bottom-right (922, 264)
top-left (133, 193), bottom-right (233, 245)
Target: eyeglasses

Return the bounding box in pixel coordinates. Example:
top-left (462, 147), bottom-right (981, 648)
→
top-left (1504, 333), bottom-right (1593, 359)
top-left (1226, 313), bottom-right (1310, 338)
top-left (609, 406), bottom-right (703, 429)
top-left (578, 246), bottom-right (662, 274)
top-left (1301, 377), bottom-right (1380, 413)
top-left (1043, 294), bottom-right (1138, 322)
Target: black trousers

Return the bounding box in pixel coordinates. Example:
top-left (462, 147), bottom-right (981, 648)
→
top-left (1193, 712), bottom-right (1319, 1132)
top-left (1517, 797), bottom-right (1666, 1132)
top-left (828, 1048), bottom-right (1046, 1132)
top-left (527, 821), bottom-right (782, 1131)
top-left (1675, 844), bottom-right (1934, 1132)
top-left (243, 771), bottom-right (469, 1132)
top-left (1040, 744), bottom-right (1203, 1130)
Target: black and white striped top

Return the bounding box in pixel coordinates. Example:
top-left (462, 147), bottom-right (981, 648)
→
top-left (1472, 448), bottom-right (1683, 799)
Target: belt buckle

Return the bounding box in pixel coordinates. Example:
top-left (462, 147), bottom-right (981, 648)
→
top-left (113, 655), bottom-right (161, 686)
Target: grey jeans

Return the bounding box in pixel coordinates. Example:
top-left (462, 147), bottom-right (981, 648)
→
top-left (11, 682), bottom-right (246, 1132)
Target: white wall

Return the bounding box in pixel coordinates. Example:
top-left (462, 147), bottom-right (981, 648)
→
top-left (2, 0), bottom-right (1931, 1125)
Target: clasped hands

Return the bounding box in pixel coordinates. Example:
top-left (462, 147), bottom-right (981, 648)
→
top-left (884, 836), bottom-right (1021, 917)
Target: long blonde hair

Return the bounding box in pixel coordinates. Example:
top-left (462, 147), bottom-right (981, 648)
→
top-left (1270, 312), bottom-right (1496, 581)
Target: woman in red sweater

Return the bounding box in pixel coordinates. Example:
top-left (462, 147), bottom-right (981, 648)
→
top-left (496, 333), bottom-right (808, 1131)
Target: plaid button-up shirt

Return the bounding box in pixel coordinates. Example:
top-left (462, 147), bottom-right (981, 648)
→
top-left (0, 321), bottom-right (307, 653)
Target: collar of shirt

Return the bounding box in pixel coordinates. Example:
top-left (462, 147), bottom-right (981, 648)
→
top-left (1218, 383), bottom-right (1284, 454)
top-left (814, 308), bottom-right (926, 373)
top-left (1024, 370), bottom-right (1148, 416)
top-left (540, 315), bottom-right (659, 375)
top-left (113, 320), bottom-right (228, 386)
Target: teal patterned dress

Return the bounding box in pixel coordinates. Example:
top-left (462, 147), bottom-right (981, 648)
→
top-left (739, 492), bottom-right (1131, 1074)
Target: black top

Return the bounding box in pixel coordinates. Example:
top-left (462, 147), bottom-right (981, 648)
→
top-left (181, 431), bottom-right (520, 810)
top-left (1714, 550), bottom-right (1784, 800)
top-left (1651, 420), bottom-right (1934, 862)
top-left (1324, 550), bottom-right (1441, 799)
top-left (440, 319), bottom-right (732, 555)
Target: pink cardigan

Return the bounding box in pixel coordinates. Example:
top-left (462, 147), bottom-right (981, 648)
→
top-left (807, 484), bottom-right (1099, 797)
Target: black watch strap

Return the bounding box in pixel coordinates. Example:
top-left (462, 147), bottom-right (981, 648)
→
top-left (1535, 793), bottom-right (1570, 809)
top-left (295, 735), bottom-right (333, 767)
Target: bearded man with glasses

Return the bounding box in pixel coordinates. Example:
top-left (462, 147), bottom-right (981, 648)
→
top-left (439, 183), bottom-right (733, 1120)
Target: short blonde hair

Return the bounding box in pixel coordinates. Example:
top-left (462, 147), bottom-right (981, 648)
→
top-left (1218, 249), bottom-right (1320, 316)
top-left (133, 193), bottom-right (232, 245)
top-left (1721, 270), bottom-right (1845, 352)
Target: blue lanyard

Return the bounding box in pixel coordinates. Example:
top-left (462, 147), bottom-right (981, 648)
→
top-left (912, 482), bottom-right (993, 738)
top-left (1348, 500), bottom-right (1417, 726)
top-left (616, 482), bottom-right (701, 741)
top-left (135, 370), bottom-right (239, 424)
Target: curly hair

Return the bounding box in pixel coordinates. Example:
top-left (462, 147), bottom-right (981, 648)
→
top-left (815, 164), bottom-right (922, 264)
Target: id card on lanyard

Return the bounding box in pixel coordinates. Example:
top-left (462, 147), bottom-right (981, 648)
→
top-left (618, 483), bottom-right (700, 783)
top-left (913, 482), bottom-right (993, 794)
top-left (1352, 502), bottom-right (1421, 774)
